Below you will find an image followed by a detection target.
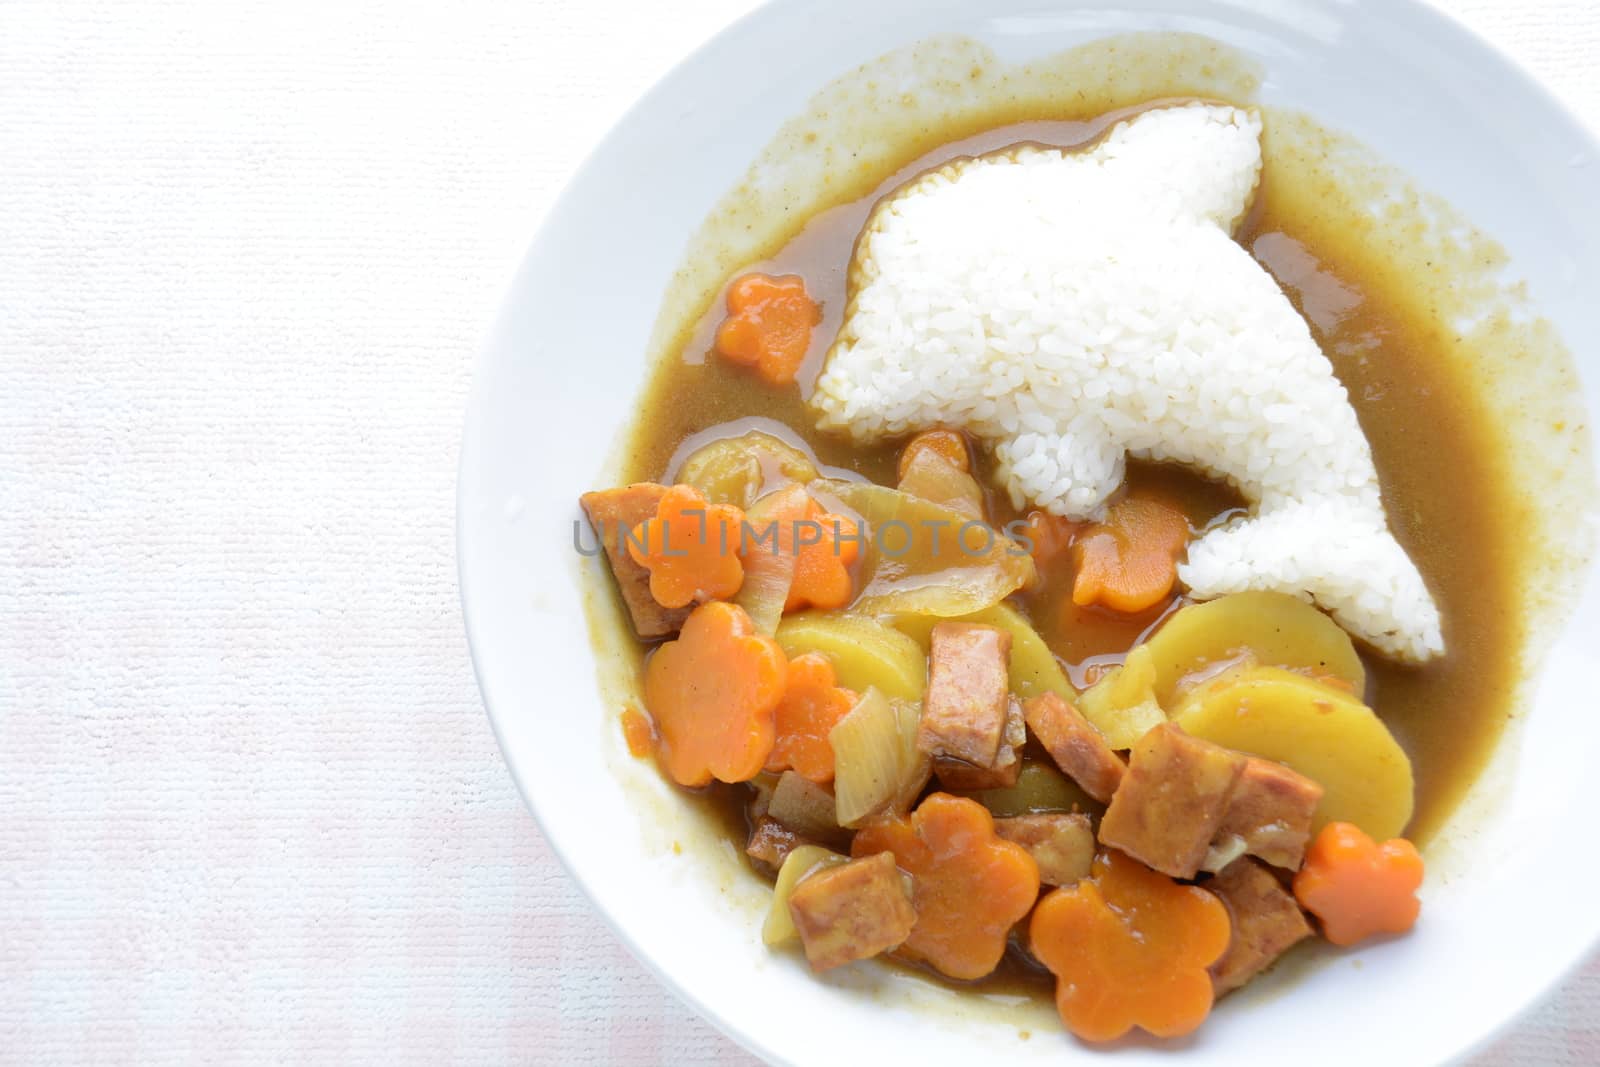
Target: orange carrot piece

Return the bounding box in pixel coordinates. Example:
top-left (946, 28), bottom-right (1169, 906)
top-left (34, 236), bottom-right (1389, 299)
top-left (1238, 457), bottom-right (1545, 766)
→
top-left (765, 653), bottom-right (857, 784)
top-left (783, 500), bottom-right (862, 612)
top-left (713, 273), bottom-right (822, 386)
top-left (896, 429), bottom-right (971, 481)
top-left (1071, 495), bottom-right (1190, 614)
top-left (852, 793), bottom-right (1040, 981)
top-left (736, 484), bottom-right (810, 633)
top-left (642, 601), bottom-right (787, 787)
top-left (1023, 508), bottom-right (1081, 568)
top-left (627, 484), bottom-right (746, 609)
top-left (1030, 850), bottom-right (1231, 1043)
top-left (620, 706), bottom-right (656, 758)
top-left (1292, 822), bottom-right (1424, 947)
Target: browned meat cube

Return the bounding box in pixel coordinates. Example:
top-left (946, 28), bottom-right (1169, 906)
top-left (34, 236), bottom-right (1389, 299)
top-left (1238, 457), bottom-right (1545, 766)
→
top-left (788, 851), bottom-right (916, 972)
top-left (918, 623), bottom-right (1012, 768)
top-left (933, 696), bottom-right (1024, 790)
top-left (578, 484), bottom-right (691, 639)
top-left (1098, 723), bottom-right (1246, 878)
top-left (1206, 857), bottom-right (1314, 993)
top-left (746, 816), bottom-right (813, 875)
top-left (1216, 757), bottom-right (1324, 869)
top-left (1022, 691), bottom-right (1126, 803)
top-left (995, 813), bottom-right (1095, 886)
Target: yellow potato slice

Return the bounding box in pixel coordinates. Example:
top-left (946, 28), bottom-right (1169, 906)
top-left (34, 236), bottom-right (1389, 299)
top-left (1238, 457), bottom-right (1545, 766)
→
top-left (1143, 592), bottom-right (1365, 706)
top-left (1076, 644), bottom-right (1167, 750)
top-left (1171, 664), bottom-right (1413, 840)
top-left (776, 612), bottom-right (927, 702)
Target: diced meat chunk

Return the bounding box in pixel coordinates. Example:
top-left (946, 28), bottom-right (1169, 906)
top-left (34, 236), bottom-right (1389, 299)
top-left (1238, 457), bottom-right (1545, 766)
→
top-left (1206, 857), bottom-right (1314, 993)
top-left (933, 697), bottom-right (1024, 790)
top-left (579, 484), bottom-right (691, 639)
top-left (918, 623), bottom-right (1012, 768)
top-left (1215, 757), bottom-right (1324, 869)
top-left (1098, 723), bottom-right (1246, 878)
top-left (746, 816), bottom-right (814, 875)
top-left (1022, 691), bottom-right (1126, 803)
top-left (994, 813), bottom-right (1095, 886)
top-left (788, 851), bottom-right (916, 972)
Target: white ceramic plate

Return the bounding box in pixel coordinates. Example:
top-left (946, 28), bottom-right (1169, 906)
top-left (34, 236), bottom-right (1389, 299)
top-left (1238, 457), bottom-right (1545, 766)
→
top-left (460, 2), bottom-right (1600, 1063)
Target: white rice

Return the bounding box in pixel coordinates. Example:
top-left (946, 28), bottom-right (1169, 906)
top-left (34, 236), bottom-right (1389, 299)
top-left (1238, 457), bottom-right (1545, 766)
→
top-left (809, 103), bottom-right (1444, 661)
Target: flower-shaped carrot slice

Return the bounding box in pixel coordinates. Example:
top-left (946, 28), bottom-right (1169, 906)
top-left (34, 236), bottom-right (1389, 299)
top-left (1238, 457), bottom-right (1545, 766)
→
top-left (1292, 821), bottom-right (1423, 946)
top-left (1024, 508), bottom-right (1081, 569)
top-left (627, 484), bottom-right (746, 609)
top-left (896, 429), bottom-right (971, 480)
top-left (643, 601), bottom-right (787, 787)
top-left (1072, 495), bottom-right (1190, 614)
top-left (765, 653), bottom-right (857, 784)
top-left (784, 500), bottom-right (862, 612)
top-left (1030, 849), bottom-right (1231, 1042)
top-left (714, 273), bottom-right (822, 386)
top-left (852, 793), bottom-right (1040, 980)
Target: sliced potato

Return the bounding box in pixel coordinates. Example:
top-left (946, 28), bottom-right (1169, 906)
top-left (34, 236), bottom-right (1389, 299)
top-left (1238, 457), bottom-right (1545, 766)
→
top-left (676, 430), bottom-right (818, 509)
top-left (776, 612), bottom-right (927, 702)
top-left (1077, 645), bottom-right (1167, 750)
top-left (1143, 592), bottom-right (1365, 706)
top-left (763, 844), bottom-right (849, 946)
top-left (1171, 664), bottom-right (1413, 840)
top-left (892, 602), bottom-right (1073, 702)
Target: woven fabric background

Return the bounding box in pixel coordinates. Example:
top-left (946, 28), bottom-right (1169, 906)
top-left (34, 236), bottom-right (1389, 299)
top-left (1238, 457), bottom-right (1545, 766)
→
top-left (2, 0), bottom-right (1596, 1062)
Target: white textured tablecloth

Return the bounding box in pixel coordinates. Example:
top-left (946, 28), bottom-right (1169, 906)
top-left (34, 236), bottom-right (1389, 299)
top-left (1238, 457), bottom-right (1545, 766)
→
top-left (2, 1), bottom-right (1596, 1062)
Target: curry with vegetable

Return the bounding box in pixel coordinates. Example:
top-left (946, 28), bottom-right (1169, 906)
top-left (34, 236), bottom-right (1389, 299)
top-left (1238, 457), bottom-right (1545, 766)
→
top-left (577, 101), bottom-right (1523, 1044)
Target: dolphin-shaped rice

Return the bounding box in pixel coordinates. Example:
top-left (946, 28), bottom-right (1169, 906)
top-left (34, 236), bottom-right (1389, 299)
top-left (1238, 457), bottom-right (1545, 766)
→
top-left (810, 103), bottom-right (1443, 661)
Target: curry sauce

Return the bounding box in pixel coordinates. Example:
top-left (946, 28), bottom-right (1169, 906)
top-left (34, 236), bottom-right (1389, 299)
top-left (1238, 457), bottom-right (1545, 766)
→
top-left (620, 109), bottom-right (1520, 846)
top-left (606, 107), bottom-right (1526, 1004)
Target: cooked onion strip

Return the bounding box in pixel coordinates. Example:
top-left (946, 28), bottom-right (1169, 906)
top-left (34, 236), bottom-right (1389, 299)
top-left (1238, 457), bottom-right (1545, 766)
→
top-left (831, 687), bottom-right (929, 827)
top-left (812, 479), bottom-right (1033, 617)
top-left (735, 484), bottom-right (810, 634)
